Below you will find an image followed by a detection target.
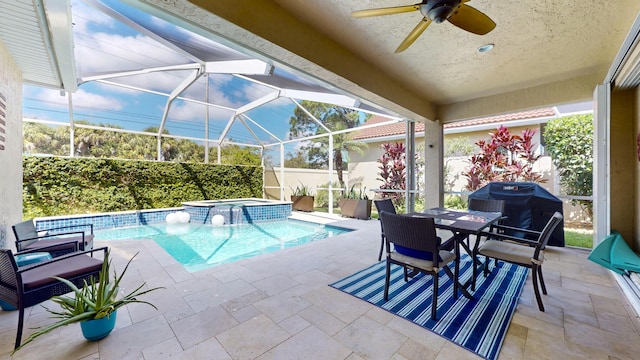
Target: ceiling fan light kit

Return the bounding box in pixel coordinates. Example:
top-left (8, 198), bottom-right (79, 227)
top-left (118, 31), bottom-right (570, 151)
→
top-left (422, 0), bottom-right (461, 23)
top-left (477, 43), bottom-right (494, 53)
top-left (352, 0), bottom-right (496, 53)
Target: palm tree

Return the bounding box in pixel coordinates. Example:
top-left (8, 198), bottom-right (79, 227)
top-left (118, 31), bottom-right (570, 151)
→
top-left (288, 101), bottom-right (368, 186)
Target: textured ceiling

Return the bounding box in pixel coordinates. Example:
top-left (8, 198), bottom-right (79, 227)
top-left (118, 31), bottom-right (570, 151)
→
top-left (164, 0), bottom-right (640, 123)
top-left (273, 0), bottom-right (631, 103)
top-left (4, 0), bottom-right (639, 124)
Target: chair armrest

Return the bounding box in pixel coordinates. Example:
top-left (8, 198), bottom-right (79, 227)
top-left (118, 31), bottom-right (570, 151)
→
top-left (42, 224), bottom-right (93, 235)
top-left (15, 240), bottom-right (79, 254)
top-left (17, 247), bottom-right (108, 273)
top-left (481, 231), bottom-right (539, 246)
top-left (17, 230), bottom-right (87, 243)
top-left (488, 224), bottom-right (541, 236)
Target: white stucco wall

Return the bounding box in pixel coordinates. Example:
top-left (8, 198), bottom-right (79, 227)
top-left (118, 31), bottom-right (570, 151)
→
top-left (0, 38), bottom-right (23, 250)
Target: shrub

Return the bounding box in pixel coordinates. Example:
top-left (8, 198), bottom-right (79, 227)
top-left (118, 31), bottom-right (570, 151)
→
top-left (23, 156), bottom-right (262, 218)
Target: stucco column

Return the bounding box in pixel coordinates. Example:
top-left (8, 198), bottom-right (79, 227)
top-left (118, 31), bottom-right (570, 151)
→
top-left (422, 120), bottom-right (443, 208)
top-left (0, 38), bottom-right (23, 251)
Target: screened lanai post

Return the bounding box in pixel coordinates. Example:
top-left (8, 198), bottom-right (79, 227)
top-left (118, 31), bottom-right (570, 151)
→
top-left (205, 73), bottom-right (210, 164)
top-left (422, 120), bottom-right (444, 209)
top-left (406, 120), bottom-right (416, 212)
top-left (280, 143), bottom-right (285, 201)
top-left (68, 91), bottom-right (75, 157)
top-left (329, 133), bottom-right (334, 214)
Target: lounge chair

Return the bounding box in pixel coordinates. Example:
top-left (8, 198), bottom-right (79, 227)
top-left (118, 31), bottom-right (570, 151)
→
top-left (379, 211), bottom-right (458, 320)
top-left (12, 219), bottom-right (94, 257)
top-left (477, 212), bottom-right (563, 311)
top-left (0, 247), bottom-right (107, 349)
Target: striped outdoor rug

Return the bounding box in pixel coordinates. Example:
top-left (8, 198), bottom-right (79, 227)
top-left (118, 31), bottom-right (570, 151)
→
top-left (330, 254), bottom-right (528, 360)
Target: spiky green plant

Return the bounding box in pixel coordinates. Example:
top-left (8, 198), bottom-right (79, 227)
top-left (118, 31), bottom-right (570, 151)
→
top-left (342, 184), bottom-right (369, 200)
top-left (291, 181), bottom-right (314, 196)
top-left (14, 250), bottom-right (164, 352)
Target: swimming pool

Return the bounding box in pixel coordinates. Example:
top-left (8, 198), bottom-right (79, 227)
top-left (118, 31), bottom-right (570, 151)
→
top-left (94, 219), bottom-right (352, 272)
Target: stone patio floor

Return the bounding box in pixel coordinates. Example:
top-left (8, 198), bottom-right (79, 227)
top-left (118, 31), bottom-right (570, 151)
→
top-left (2, 213), bottom-right (640, 359)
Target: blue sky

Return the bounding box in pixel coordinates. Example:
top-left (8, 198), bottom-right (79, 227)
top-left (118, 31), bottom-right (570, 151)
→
top-left (22, 0), bottom-right (363, 150)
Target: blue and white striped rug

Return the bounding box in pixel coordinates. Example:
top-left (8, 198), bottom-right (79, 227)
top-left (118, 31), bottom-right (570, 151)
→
top-left (330, 255), bottom-right (528, 360)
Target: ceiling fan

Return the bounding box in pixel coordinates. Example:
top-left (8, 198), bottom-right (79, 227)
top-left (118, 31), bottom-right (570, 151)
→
top-left (352, 0), bottom-right (496, 53)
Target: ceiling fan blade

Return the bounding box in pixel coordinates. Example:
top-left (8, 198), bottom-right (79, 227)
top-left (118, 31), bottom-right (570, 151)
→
top-left (351, 5), bottom-right (420, 18)
top-left (395, 18), bottom-right (432, 53)
top-left (447, 3), bottom-right (496, 35)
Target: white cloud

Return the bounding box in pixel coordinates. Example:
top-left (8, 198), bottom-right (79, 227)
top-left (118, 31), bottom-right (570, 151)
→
top-left (73, 89), bottom-right (124, 110)
top-left (30, 87), bottom-right (123, 111)
top-left (71, 0), bottom-right (115, 34)
top-left (234, 82), bottom-right (275, 103)
top-left (168, 99), bottom-right (235, 122)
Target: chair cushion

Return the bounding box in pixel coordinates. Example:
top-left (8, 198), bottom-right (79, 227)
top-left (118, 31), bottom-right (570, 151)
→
top-left (394, 237), bottom-right (442, 260)
top-left (478, 239), bottom-right (543, 265)
top-left (390, 250), bottom-right (455, 271)
top-left (21, 255), bottom-right (103, 291)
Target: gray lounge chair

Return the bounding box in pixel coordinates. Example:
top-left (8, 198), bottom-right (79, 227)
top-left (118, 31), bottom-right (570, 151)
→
top-left (0, 247), bottom-right (107, 349)
top-left (12, 220), bottom-right (94, 257)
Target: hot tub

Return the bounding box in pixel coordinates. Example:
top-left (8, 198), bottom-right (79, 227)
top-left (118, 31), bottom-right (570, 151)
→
top-left (182, 198), bottom-right (292, 224)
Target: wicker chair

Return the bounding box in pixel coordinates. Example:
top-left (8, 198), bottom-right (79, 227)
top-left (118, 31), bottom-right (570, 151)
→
top-left (468, 198), bottom-right (506, 290)
top-left (373, 199), bottom-right (396, 261)
top-left (0, 247), bottom-right (107, 349)
top-left (478, 212), bottom-right (563, 311)
top-left (379, 211), bottom-right (458, 320)
top-left (12, 219), bottom-right (94, 257)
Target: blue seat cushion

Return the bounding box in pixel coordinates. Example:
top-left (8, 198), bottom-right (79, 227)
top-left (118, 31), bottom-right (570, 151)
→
top-left (394, 237), bottom-right (442, 261)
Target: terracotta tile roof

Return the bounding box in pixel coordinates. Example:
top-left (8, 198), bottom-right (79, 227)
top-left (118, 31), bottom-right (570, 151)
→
top-left (351, 108), bottom-right (557, 140)
top-left (444, 107), bottom-right (557, 129)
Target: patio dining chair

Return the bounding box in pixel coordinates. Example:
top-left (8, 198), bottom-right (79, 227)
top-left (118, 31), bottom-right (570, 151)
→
top-left (374, 199), bottom-right (396, 261)
top-left (12, 219), bottom-right (94, 257)
top-left (477, 211), bottom-right (563, 311)
top-left (468, 198), bottom-right (506, 290)
top-left (379, 211), bottom-right (458, 320)
top-left (0, 246), bottom-right (108, 349)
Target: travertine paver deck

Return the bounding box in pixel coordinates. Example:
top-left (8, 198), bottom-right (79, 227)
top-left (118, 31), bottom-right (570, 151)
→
top-left (2, 213), bottom-right (640, 359)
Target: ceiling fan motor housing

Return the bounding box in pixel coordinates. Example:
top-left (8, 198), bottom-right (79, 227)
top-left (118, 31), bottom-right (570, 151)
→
top-left (421, 0), bottom-right (462, 23)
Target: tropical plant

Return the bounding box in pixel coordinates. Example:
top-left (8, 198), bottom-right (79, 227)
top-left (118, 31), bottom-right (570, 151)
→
top-left (463, 125), bottom-right (546, 191)
top-left (377, 142), bottom-right (406, 206)
top-left (342, 184), bottom-right (369, 200)
top-left (14, 250), bottom-right (164, 352)
top-left (23, 120), bottom-right (259, 165)
top-left (209, 142), bottom-right (262, 166)
top-left (288, 101), bottom-right (368, 186)
top-left (314, 182), bottom-right (341, 208)
top-left (543, 114), bottom-right (593, 218)
top-left (291, 182), bottom-right (314, 196)
top-left (444, 194), bottom-right (467, 209)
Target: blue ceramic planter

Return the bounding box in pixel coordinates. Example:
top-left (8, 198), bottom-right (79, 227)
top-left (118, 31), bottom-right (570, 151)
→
top-left (80, 311), bottom-right (117, 341)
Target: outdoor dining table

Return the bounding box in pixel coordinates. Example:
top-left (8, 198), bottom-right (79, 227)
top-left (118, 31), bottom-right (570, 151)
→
top-left (409, 207), bottom-right (504, 297)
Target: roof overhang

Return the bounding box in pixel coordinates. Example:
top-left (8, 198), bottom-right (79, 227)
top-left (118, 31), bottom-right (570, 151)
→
top-left (0, 0), bottom-right (77, 91)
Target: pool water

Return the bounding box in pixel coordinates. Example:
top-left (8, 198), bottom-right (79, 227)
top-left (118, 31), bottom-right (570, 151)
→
top-left (94, 220), bottom-right (351, 272)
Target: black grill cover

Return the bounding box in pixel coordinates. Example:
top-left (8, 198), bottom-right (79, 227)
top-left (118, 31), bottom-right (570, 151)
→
top-left (468, 182), bottom-right (564, 246)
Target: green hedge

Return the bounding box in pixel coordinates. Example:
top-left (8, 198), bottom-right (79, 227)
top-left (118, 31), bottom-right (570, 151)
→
top-left (23, 156), bottom-right (263, 218)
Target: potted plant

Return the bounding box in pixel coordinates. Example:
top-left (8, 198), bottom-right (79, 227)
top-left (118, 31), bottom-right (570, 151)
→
top-left (339, 185), bottom-right (372, 219)
top-left (14, 249), bottom-right (163, 352)
top-left (291, 182), bottom-right (315, 212)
